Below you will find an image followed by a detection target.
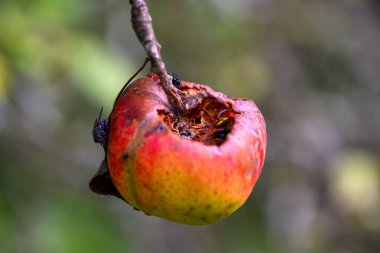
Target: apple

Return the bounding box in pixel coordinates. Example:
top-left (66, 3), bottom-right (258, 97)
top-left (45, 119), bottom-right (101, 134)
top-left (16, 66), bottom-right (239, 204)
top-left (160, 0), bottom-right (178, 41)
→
top-left (91, 72), bottom-right (267, 225)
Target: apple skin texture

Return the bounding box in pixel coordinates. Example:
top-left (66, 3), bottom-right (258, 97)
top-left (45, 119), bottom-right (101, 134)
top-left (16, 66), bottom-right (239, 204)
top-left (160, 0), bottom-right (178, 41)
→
top-left (107, 73), bottom-right (267, 225)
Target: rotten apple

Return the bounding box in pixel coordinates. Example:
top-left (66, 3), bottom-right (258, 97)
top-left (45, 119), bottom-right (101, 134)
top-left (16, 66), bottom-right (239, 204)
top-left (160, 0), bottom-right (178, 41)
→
top-left (91, 72), bottom-right (267, 225)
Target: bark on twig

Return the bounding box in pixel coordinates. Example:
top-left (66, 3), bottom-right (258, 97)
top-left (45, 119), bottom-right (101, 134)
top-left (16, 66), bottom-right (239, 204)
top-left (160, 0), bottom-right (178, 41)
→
top-left (129, 0), bottom-right (184, 111)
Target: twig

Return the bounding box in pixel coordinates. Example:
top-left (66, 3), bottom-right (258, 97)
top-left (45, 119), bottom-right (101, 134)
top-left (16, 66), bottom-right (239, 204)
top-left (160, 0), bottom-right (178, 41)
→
top-left (129, 0), bottom-right (184, 111)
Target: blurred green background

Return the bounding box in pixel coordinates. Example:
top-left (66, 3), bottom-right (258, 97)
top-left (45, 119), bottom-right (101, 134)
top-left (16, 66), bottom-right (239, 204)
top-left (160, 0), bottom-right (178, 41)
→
top-left (1, 0), bottom-right (380, 252)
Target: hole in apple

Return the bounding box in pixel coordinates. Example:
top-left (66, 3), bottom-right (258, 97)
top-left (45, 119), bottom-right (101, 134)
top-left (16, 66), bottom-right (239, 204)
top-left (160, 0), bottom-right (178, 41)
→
top-left (157, 97), bottom-right (235, 146)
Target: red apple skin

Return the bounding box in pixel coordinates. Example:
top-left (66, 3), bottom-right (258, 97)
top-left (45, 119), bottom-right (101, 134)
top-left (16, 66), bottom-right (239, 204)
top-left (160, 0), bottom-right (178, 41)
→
top-left (107, 73), bottom-right (267, 225)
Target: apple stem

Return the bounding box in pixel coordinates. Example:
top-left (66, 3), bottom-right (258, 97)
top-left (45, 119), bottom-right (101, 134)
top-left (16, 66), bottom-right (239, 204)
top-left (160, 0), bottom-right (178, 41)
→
top-left (129, 0), bottom-right (184, 112)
